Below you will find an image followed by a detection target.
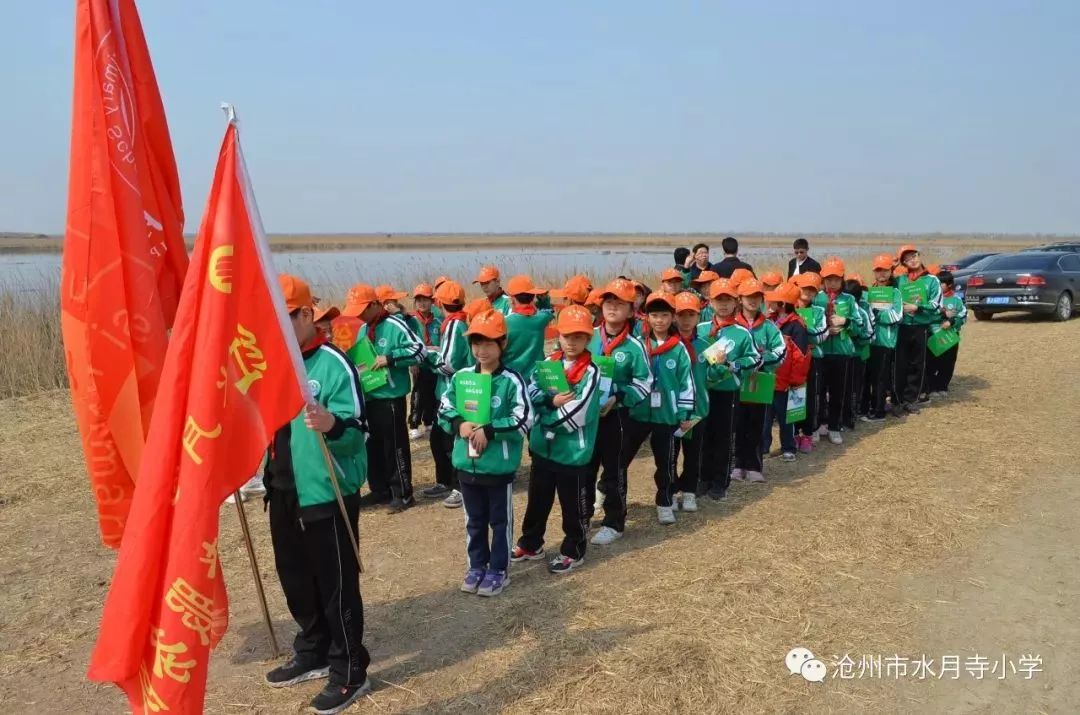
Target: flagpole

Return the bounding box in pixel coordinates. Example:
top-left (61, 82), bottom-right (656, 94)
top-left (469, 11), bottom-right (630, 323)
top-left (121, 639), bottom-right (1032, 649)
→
top-left (316, 436), bottom-right (365, 574)
top-left (232, 492), bottom-right (281, 657)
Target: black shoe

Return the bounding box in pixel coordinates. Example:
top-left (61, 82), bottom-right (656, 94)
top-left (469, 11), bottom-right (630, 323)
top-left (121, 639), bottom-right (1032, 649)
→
top-left (265, 657), bottom-right (330, 688)
top-left (904, 402), bottom-right (921, 414)
top-left (388, 496), bottom-right (415, 514)
top-left (865, 412), bottom-right (887, 422)
top-left (421, 484), bottom-right (450, 498)
top-left (358, 492), bottom-right (391, 507)
top-left (707, 484), bottom-right (727, 501)
top-left (308, 680), bottom-right (372, 714)
top-left (917, 394), bottom-right (930, 404)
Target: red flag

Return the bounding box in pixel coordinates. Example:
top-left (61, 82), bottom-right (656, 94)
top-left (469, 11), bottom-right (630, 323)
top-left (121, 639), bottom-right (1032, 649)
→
top-left (62, 0), bottom-right (189, 548)
top-left (87, 116), bottom-right (307, 714)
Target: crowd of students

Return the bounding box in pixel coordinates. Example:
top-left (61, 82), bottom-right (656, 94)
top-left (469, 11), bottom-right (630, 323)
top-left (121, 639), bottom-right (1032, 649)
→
top-left (261, 238), bottom-right (967, 713)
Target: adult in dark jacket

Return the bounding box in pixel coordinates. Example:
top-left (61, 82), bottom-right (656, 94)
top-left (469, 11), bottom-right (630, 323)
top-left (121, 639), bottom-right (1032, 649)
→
top-left (786, 237), bottom-right (821, 278)
top-left (712, 236), bottom-right (754, 278)
top-left (684, 242), bottom-right (715, 280)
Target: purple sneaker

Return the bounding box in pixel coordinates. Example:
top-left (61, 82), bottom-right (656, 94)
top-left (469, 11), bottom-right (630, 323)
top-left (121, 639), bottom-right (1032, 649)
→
top-left (477, 570), bottom-right (510, 597)
top-left (460, 568), bottom-right (485, 594)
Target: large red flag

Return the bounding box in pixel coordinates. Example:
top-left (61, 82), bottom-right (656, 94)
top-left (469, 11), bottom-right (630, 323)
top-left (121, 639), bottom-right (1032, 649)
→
top-left (63, 0), bottom-right (189, 548)
top-left (87, 115), bottom-right (307, 714)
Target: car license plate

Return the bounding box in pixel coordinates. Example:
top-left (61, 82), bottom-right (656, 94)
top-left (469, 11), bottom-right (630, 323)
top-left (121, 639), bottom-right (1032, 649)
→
top-left (986, 296), bottom-right (1010, 305)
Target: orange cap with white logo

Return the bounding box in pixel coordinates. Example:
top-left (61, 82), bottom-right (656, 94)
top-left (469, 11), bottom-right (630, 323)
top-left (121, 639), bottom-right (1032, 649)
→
top-left (674, 291), bottom-right (703, 314)
top-left (465, 309), bottom-right (507, 339)
top-left (473, 265), bottom-right (500, 284)
top-left (279, 274), bottom-right (314, 312)
top-left (341, 283), bottom-right (377, 317)
top-left (556, 304), bottom-right (595, 335)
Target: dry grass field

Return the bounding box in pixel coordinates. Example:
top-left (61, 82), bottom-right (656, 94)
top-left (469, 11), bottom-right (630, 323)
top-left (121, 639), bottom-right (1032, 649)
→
top-left (2, 316), bottom-right (1078, 713)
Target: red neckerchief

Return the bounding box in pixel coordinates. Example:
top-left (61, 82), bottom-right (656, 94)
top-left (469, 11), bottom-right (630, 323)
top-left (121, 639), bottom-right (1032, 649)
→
top-left (413, 310), bottom-right (435, 345)
top-left (365, 309), bottom-right (388, 342)
top-left (600, 322), bottom-right (631, 355)
top-left (512, 304), bottom-right (538, 316)
top-left (646, 332), bottom-right (681, 359)
top-left (776, 311), bottom-right (802, 328)
top-left (907, 268), bottom-right (926, 281)
top-left (709, 314), bottom-right (737, 338)
top-left (736, 312), bottom-right (765, 331)
top-left (440, 311), bottom-right (467, 335)
top-left (549, 349), bottom-right (592, 385)
top-left (678, 330), bottom-right (697, 363)
top-left (824, 289), bottom-right (841, 319)
top-left (942, 288), bottom-right (955, 298)
top-left (301, 333), bottom-right (330, 356)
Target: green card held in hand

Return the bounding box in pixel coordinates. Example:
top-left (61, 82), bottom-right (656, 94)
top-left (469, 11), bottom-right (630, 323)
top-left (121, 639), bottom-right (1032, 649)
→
top-left (535, 360), bottom-right (571, 394)
top-left (739, 371), bottom-right (776, 404)
top-left (868, 286), bottom-right (898, 310)
top-left (454, 371), bottom-right (492, 424)
top-left (927, 327), bottom-right (960, 356)
top-left (796, 308), bottom-right (815, 325)
top-left (346, 336), bottom-right (388, 393)
top-left (833, 300), bottom-right (851, 319)
top-left (593, 356), bottom-right (615, 379)
top-left (786, 385), bottom-right (807, 423)
top-left (901, 281), bottom-right (927, 306)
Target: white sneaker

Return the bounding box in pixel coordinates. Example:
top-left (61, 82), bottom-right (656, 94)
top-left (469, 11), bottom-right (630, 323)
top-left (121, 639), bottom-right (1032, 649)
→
top-left (781, 452), bottom-right (796, 463)
top-left (591, 526), bottom-right (623, 545)
top-left (817, 424), bottom-right (829, 437)
top-left (408, 427), bottom-right (423, 440)
top-left (225, 493), bottom-right (241, 504)
top-left (730, 468), bottom-right (745, 482)
top-left (239, 474), bottom-right (265, 498)
top-left (657, 506), bottom-right (676, 524)
top-left (442, 489), bottom-right (463, 508)
top-left (594, 487), bottom-right (605, 513)
top-left (828, 430), bottom-right (843, 445)
top-left (746, 470), bottom-right (765, 483)
top-left (681, 493), bottom-right (698, 512)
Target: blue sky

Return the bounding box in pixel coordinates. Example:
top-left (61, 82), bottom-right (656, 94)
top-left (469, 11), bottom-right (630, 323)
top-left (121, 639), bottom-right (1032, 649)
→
top-left (5, 0), bottom-right (1079, 234)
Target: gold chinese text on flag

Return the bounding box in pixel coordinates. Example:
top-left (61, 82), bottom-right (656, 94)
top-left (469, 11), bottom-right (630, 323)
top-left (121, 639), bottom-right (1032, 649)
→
top-left (62, 0), bottom-right (189, 548)
top-left (88, 117), bottom-right (306, 714)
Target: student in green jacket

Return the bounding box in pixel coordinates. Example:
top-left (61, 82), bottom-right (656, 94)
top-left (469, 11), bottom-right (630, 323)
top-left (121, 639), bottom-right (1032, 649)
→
top-left (502, 274), bottom-right (555, 380)
top-left (439, 309), bottom-right (532, 597)
top-left (893, 244), bottom-right (943, 413)
top-left (588, 278), bottom-right (653, 547)
top-left (622, 291), bottom-right (697, 525)
top-left (473, 265), bottom-right (513, 315)
top-left (842, 277), bottom-right (874, 429)
top-left (793, 273), bottom-right (828, 453)
top-left (408, 283), bottom-right (442, 440)
top-left (342, 283), bottom-right (426, 513)
top-left (813, 259), bottom-right (869, 445)
top-left (513, 305), bottom-right (602, 574)
top-left (926, 270), bottom-right (966, 397)
top-left (862, 255), bottom-right (902, 421)
top-left (423, 280), bottom-right (472, 508)
top-left (696, 278), bottom-right (762, 499)
top-left (673, 291), bottom-right (710, 509)
top-left (264, 275), bottom-right (372, 710)
top-left (732, 279), bottom-right (786, 483)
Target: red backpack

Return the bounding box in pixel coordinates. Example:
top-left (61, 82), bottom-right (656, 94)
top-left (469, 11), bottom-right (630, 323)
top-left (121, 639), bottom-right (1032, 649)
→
top-left (774, 317), bottom-right (812, 391)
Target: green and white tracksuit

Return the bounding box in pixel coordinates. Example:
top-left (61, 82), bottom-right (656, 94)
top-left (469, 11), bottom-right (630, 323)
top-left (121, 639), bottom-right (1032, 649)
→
top-left (439, 365), bottom-right (532, 478)
top-left (527, 360), bottom-right (602, 467)
top-left (504, 309), bottom-right (555, 380)
top-left (357, 314), bottom-right (426, 400)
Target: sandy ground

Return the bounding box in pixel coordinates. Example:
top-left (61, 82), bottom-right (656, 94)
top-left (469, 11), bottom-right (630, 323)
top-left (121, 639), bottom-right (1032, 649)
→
top-left (1, 315), bottom-right (1077, 713)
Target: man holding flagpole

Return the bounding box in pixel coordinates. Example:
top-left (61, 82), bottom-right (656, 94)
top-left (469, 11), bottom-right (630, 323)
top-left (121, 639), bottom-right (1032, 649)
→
top-left (264, 275), bottom-right (373, 712)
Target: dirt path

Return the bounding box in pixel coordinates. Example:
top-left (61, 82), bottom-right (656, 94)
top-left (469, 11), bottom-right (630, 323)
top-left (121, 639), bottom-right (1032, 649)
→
top-left (1, 317), bottom-right (1077, 713)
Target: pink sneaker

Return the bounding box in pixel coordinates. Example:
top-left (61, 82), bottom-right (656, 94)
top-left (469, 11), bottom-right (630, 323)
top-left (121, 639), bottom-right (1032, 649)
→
top-left (797, 435), bottom-right (813, 454)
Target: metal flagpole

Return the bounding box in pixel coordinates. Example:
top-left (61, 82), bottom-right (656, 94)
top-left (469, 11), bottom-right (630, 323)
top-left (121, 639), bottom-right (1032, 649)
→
top-left (232, 492), bottom-right (281, 657)
top-left (316, 435), bottom-right (365, 574)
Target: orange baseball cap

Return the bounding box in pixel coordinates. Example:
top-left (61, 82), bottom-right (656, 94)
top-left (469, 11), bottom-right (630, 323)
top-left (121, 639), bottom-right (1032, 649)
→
top-left (926, 264), bottom-right (940, 276)
top-left (279, 274), bottom-right (314, 312)
top-left (660, 267), bottom-right (683, 282)
top-left (737, 278), bottom-right (766, 297)
top-left (896, 244), bottom-right (919, 262)
top-left (375, 284), bottom-right (407, 302)
top-left (764, 283), bottom-right (801, 305)
top-left (464, 297), bottom-right (493, 321)
top-left (506, 274), bottom-right (547, 296)
top-left (550, 274), bottom-right (592, 303)
top-left (435, 280), bottom-right (466, 306)
top-left (434, 275), bottom-right (450, 289)
top-left (872, 253), bottom-right (895, 271)
top-left (709, 278), bottom-right (739, 299)
top-left (556, 304), bottom-right (595, 335)
top-left (849, 272), bottom-right (867, 288)
top-left (473, 265), bottom-right (500, 284)
top-left (691, 270), bottom-right (720, 285)
top-left (413, 283), bottom-right (434, 298)
top-left (760, 271), bottom-right (784, 286)
top-left (585, 288), bottom-right (605, 307)
top-left (341, 283), bottom-right (378, 317)
top-left (600, 278), bottom-right (637, 303)
top-left (820, 258), bottom-right (846, 278)
top-left (313, 302), bottom-right (336, 324)
top-left (793, 272), bottom-right (822, 291)
top-left (674, 291), bottom-right (703, 314)
top-left (644, 291), bottom-right (677, 312)
top-left (893, 264), bottom-right (907, 276)
top-left (464, 309), bottom-right (507, 339)
top-left (729, 268), bottom-right (754, 288)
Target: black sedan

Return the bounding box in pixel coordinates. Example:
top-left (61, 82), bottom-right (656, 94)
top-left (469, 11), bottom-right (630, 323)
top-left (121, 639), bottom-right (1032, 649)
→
top-left (964, 252), bottom-right (1080, 321)
top-left (952, 254), bottom-right (1003, 299)
top-left (1020, 241), bottom-right (1080, 253)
